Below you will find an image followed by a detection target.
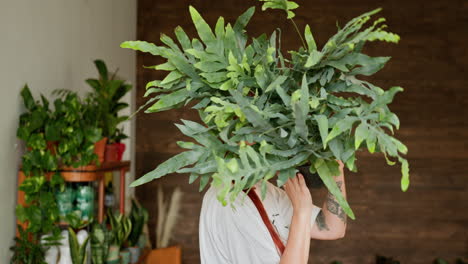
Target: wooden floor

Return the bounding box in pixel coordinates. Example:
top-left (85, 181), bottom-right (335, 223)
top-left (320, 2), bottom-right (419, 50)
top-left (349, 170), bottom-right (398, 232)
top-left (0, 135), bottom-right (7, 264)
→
top-left (134, 0), bottom-right (468, 263)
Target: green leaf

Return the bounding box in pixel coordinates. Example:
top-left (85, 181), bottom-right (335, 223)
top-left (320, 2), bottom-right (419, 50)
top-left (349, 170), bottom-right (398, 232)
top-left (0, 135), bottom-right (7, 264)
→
top-left (366, 129), bottom-right (377, 153)
top-left (189, 6), bottom-right (216, 44)
top-left (20, 85), bottom-right (36, 110)
top-left (399, 157), bottom-right (410, 191)
top-left (265, 75), bottom-right (288, 93)
top-left (146, 89), bottom-right (189, 113)
top-left (160, 71), bottom-right (184, 85)
top-left (304, 25), bottom-right (317, 51)
top-left (314, 159), bottom-right (355, 219)
top-left (354, 122), bottom-right (369, 149)
top-left (195, 61), bottom-right (226, 72)
top-left (131, 150), bottom-right (203, 187)
top-left (326, 116), bottom-right (358, 143)
top-left (233, 7), bottom-right (256, 33)
top-left (315, 115), bottom-right (328, 149)
top-left (305, 50), bottom-right (323, 67)
top-left (120, 40), bottom-right (161, 56)
top-left (94, 59), bottom-right (108, 80)
top-left (174, 26), bottom-right (192, 50)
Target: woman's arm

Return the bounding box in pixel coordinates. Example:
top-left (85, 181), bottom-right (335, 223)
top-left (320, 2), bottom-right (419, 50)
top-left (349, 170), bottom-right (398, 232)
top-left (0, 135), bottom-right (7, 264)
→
top-left (310, 160), bottom-right (347, 240)
top-left (280, 174), bottom-right (313, 264)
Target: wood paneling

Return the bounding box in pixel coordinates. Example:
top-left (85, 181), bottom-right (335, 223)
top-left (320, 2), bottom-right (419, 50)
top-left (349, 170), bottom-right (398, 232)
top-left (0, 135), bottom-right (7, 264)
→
top-left (135, 0), bottom-right (468, 263)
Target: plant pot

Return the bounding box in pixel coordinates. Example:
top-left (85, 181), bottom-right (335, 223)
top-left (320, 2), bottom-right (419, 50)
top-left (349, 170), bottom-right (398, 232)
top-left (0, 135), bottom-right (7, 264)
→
top-left (137, 234), bottom-right (147, 250)
top-left (104, 142), bottom-right (126, 162)
top-left (107, 245), bottom-right (120, 262)
top-left (120, 249), bottom-right (131, 264)
top-left (297, 164), bottom-right (324, 189)
top-left (94, 137), bottom-right (108, 164)
top-left (128, 246), bottom-right (141, 264)
top-left (145, 246), bottom-right (181, 264)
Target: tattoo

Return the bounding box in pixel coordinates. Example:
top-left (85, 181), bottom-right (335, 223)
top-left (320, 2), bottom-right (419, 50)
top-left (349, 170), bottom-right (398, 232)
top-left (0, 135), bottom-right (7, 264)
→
top-left (326, 181), bottom-right (347, 224)
top-left (315, 211), bottom-right (329, 231)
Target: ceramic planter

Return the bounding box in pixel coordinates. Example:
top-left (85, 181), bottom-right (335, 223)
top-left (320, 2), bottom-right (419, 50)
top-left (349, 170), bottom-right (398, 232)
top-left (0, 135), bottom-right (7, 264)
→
top-left (120, 249), bottom-right (131, 264)
top-left (104, 142), bottom-right (126, 162)
top-left (107, 245), bottom-right (120, 262)
top-left (146, 246), bottom-right (181, 264)
top-left (128, 246), bottom-right (141, 264)
top-left (94, 137), bottom-right (108, 164)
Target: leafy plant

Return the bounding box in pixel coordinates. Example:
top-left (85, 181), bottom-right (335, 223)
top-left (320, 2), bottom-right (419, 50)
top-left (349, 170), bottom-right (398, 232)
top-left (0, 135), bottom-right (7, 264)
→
top-left (15, 173), bottom-right (64, 242)
top-left (17, 85), bottom-right (58, 177)
top-left (52, 89), bottom-right (103, 167)
top-left (108, 211), bottom-right (132, 249)
top-left (86, 59), bottom-right (132, 143)
top-left (121, 0), bottom-right (409, 219)
top-left (68, 227), bottom-right (90, 264)
top-left (128, 199), bottom-right (149, 247)
top-left (10, 225), bottom-right (47, 264)
top-left (90, 222), bottom-right (111, 264)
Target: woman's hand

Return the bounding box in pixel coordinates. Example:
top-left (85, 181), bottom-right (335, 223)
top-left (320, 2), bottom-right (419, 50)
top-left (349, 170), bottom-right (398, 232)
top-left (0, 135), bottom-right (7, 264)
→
top-left (284, 173), bottom-right (313, 214)
top-left (280, 173), bottom-right (313, 264)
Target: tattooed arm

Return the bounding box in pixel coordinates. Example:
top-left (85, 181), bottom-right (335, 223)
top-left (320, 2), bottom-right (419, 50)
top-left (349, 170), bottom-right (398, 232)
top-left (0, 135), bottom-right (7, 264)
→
top-left (310, 160), bottom-right (347, 240)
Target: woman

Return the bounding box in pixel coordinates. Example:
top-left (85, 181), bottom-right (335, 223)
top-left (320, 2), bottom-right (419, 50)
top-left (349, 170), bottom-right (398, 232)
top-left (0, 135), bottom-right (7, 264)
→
top-left (199, 160), bottom-right (347, 264)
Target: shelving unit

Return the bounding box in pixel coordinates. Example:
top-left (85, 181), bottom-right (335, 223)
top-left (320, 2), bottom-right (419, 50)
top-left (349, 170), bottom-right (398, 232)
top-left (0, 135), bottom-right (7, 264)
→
top-left (17, 160), bottom-right (131, 231)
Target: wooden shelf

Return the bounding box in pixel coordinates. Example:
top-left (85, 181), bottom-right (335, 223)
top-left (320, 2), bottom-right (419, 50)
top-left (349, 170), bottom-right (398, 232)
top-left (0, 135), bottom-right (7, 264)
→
top-left (17, 160), bottom-right (131, 233)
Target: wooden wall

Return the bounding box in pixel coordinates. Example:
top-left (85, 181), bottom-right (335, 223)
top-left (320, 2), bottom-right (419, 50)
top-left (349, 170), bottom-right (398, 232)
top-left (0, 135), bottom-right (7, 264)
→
top-left (134, 0), bottom-right (468, 263)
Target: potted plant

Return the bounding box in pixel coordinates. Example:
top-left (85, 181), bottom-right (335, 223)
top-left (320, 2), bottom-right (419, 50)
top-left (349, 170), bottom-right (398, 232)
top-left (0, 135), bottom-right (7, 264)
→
top-left (90, 221), bottom-right (112, 264)
top-left (68, 227), bottom-right (90, 264)
top-left (107, 211), bottom-right (132, 264)
top-left (121, 0), bottom-right (409, 219)
top-left (86, 59), bottom-right (132, 162)
top-left (10, 225), bottom-right (49, 264)
top-left (127, 199), bottom-right (149, 263)
top-left (52, 89), bottom-right (106, 168)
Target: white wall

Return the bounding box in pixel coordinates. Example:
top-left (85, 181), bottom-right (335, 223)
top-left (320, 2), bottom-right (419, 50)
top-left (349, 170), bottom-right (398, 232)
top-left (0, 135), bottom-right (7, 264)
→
top-left (0, 0), bottom-right (136, 261)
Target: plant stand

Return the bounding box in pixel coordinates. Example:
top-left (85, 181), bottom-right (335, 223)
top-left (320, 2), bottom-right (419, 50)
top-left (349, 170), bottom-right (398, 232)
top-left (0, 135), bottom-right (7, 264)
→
top-left (17, 160), bottom-right (131, 232)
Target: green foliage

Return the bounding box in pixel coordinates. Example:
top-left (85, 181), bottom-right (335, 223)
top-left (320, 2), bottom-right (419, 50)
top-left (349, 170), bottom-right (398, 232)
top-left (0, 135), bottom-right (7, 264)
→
top-left (17, 85), bottom-right (58, 177)
top-left (259, 0), bottom-right (299, 19)
top-left (15, 85), bottom-right (104, 264)
top-left (86, 59), bottom-right (132, 143)
top-left (91, 222), bottom-right (111, 264)
top-left (15, 172), bottom-right (64, 240)
top-left (108, 211), bottom-right (132, 248)
top-left (52, 89), bottom-right (103, 167)
top-left (128, 199), bottom-right (149, 246)
top-left (10, 225), bottom-right (47, 264)
top-left (122, 1), bottom-right (409, 219)
top-left (68, 228), bottom-right (90, 264)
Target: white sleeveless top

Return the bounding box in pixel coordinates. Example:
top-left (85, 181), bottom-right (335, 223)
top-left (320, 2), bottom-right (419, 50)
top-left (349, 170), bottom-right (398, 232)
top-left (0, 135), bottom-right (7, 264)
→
top-left (199, 181), bottom-right (321, 264)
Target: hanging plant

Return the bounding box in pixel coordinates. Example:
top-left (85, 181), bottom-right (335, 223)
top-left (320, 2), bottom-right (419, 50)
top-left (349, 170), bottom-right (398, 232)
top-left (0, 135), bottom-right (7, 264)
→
top-left (121, 0), bottom-right (409, 219)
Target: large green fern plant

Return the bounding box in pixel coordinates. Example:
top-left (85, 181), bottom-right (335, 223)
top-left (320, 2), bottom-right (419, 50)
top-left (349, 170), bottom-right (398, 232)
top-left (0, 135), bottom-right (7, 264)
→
top-left (121, 0), bottom-right (409, 219)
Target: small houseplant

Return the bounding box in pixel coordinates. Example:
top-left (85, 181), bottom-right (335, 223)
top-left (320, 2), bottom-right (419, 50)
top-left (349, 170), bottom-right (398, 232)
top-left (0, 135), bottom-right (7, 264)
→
top-left (86, 59), bottom-right (132, 162)
top-left (52, 89), bottom-right (105, 167)
top-left (107, 211), bottom-right (132, 264)
top-left (68, 227), bottom-right (90, 264)
top-left (122, 0), bottom-right (409, 219)
top-left (127, 199), bottom-right (149, 263)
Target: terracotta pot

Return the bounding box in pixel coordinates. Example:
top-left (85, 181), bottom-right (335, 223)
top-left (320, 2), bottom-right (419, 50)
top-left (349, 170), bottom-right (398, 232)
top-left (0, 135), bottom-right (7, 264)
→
top-left (145, 246), bottom-right (181, 264)
top-left (94, 137), bottom-right (108, 164)
top-left (104, 142), bottom-right (126, 162)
